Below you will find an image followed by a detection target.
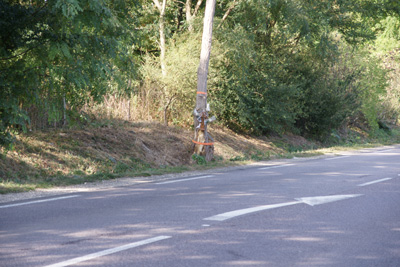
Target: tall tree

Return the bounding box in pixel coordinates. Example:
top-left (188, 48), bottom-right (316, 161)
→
top-left (0, 0), bottom-right (137, 147)
top-left (192, 0), bottom-right (216, 161)
top-left (153, 0), bottom-right (167, 76)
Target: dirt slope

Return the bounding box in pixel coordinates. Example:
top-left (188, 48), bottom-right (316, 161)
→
top-left (0, 121), bottom-right (317, 186)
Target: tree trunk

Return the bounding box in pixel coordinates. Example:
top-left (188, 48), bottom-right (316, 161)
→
top-left (186, 0), bottom-right (192, 24)
top-left (63, 96), bottom-right (67, 126)
top-left (193, 0), bottom-right (216, 161)
top-left (154, 0), bottom-right (168, 124)
top-left (186, 0), bottom-right (203, 31)
top-left (153, 0), bottom-right (167, 76)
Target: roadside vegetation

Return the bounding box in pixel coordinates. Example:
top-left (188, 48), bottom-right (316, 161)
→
top-left (1, 1), bottom-right (400, 193)
top-left (1, 120), bottom-right (400, 194)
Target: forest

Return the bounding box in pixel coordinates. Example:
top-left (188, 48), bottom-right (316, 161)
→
top-left (1, 0), bottom-right (400, 149)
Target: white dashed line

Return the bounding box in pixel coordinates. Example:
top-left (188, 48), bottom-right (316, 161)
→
top-left (0, 195), bottom-right (80, 209)
top-left (43, 236), bottom-right (172, 267)
top-left (358, 178), bottom-right (393, 187)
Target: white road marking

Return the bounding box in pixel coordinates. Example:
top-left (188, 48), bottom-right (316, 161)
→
top-left (156, 175), bottom-right (214, 184)
top-left (296, 194), bottom-right (363, 206)
top-left (358, 178), bottom-right (392, 187)
top-left (324, 156), bottom-right (350, 161)
top-left (43, 236), bottom-right (172, 267)
top-left (258, 164), bottom-right (295, 170)
top-left (0, 195), bottom-right (80, 209)
top-left (204, 194), bottom-right (363, 221)
top-left (203, 201), bottom-right (301, 221)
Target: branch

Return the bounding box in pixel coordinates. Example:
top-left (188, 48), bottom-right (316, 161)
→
top-left (31, 2), bottom-right (48, 18)
top-left (186, 0), bottom-right (192, 20)
top-left (193, 0), bottom-right (203, 17)
top-left (161, 0), bottom-right (167, 14)
top-left (217, 0), bottom-right (237, 28)
top-left (153, 0), bottom-right (167, 15)
top-left (0, 48), bottom-right (34, 61)
top-left (173, 0), bottom-right (186, 5)
top-left (153, 0), bottom-right (162, 11)
top-left (0, 39), bottom-right (48, 61)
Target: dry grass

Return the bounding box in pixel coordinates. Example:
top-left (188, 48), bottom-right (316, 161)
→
top-left (1, 120), bottom-right (398, 194)
top-left (1, 121), bottom-right (190, 179)
top-left (0, 120), bottom-right (308, 193)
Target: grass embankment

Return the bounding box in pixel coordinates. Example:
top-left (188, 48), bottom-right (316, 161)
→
top-left (1, 120), bottom-right (400, 194)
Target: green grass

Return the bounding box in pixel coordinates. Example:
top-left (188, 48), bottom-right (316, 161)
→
top-left (0, 181), bottom-right (37, 194)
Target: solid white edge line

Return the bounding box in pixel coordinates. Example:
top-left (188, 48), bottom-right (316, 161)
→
top-left (156, 175), bottom-right (214, 184)
top-left (358, 177), bottom-right (393, 187)
top-left (203, 201), bottom-right (301, 221)
top-left (43, 236), bottom-right (172, 267)
top-left (258, 164), bottom-right (295, 170)
top-left (0, 195), bottom-right (80, 209)
top-left (324, 156), bottom-right (350, 161)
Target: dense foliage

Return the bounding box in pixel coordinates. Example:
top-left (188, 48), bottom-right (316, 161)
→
top-left (1, 0), bottom-right (400, 148)
top-left (0, 0), bottom-right (136, 147)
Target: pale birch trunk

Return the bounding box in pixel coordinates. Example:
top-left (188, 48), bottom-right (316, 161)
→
top-left (153, 0), bottom-right (167, 76)
top-left (153, 0), bottom-right (170, 124)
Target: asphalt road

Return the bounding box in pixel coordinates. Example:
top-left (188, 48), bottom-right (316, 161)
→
top-left (1, 146), bottom-right (400, 267)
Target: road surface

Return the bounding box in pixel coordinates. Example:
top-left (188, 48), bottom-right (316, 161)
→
top-left (1, 146), bottom-right (400, 266)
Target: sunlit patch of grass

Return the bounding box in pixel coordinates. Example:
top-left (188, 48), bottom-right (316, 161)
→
top-left (0, 181), bottom-right (37, 194)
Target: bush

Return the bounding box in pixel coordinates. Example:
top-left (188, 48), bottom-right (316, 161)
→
top-left (210, 26), bottom-right (303, 135)
top-left (139, 32), bottom-right (201, 126)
